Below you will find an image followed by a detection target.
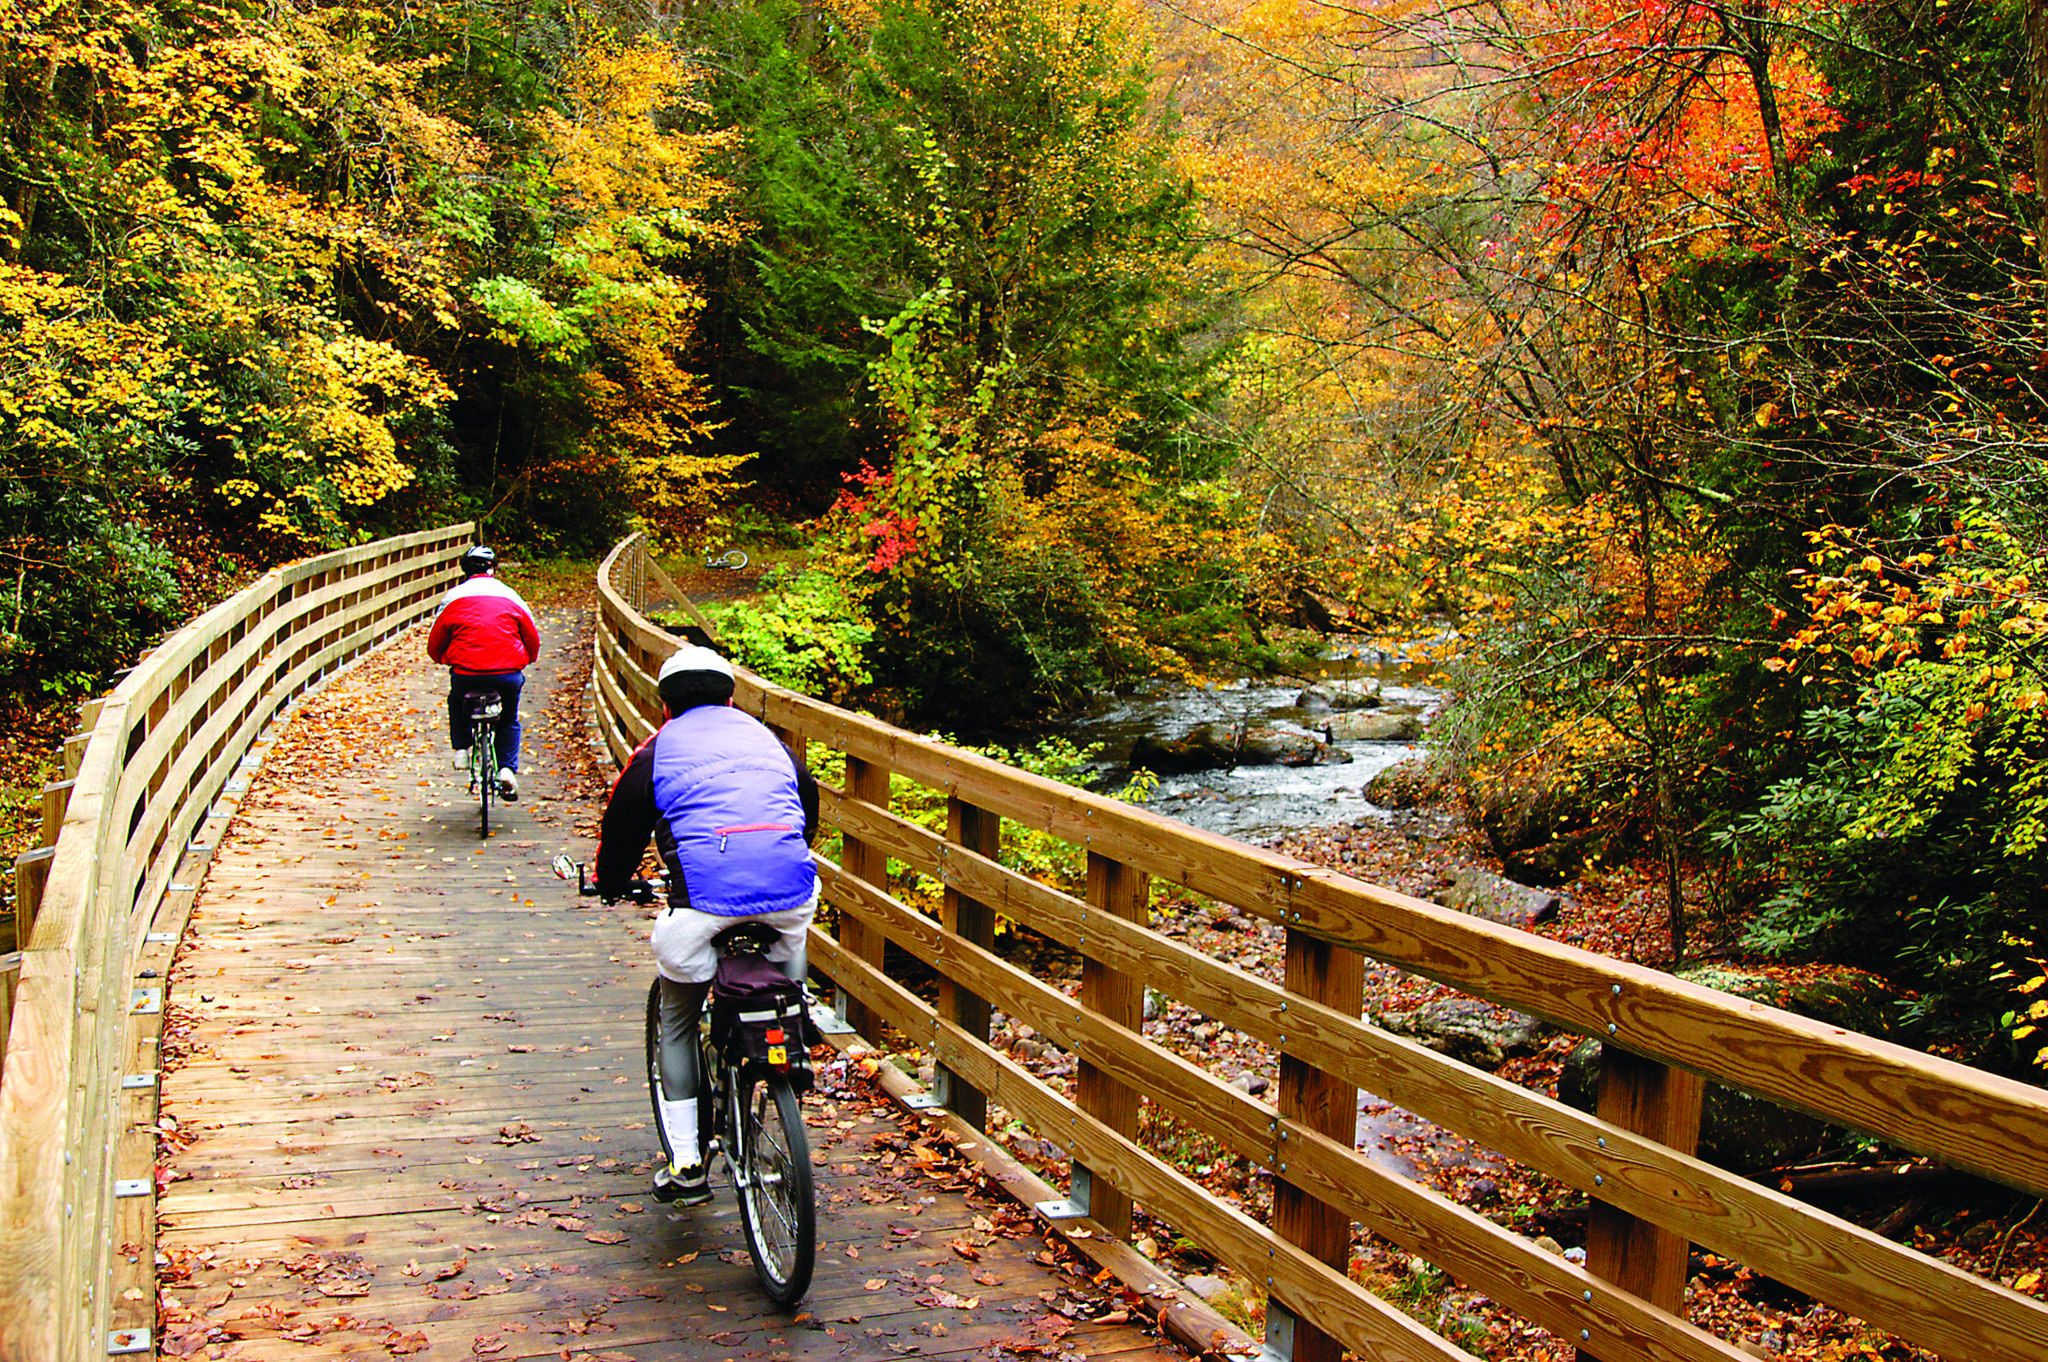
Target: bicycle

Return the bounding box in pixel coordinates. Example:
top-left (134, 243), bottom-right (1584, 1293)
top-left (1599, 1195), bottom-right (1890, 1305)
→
top-left (462, 690), bottom-right (503, 838)
top-left (705, 547), bottom-right (749, 571)
top-left (552, 857), bottom-right (817, 1306)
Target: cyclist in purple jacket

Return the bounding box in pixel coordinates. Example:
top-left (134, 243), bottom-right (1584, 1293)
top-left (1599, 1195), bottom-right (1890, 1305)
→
top-left (595, 645), bottom-right (820, 1205)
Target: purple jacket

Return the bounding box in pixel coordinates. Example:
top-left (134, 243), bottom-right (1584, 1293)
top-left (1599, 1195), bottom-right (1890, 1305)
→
top-left (596, 704), bottom-right (819, 916)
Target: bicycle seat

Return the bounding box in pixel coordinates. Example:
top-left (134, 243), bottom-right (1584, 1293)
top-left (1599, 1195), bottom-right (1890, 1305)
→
top-left (709, 921), bottom-right (782, 956)
top-left (463, 692), bottom-right (504, 719)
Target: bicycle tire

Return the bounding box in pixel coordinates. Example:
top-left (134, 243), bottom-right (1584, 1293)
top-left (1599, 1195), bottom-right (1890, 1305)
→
top-left (731, 1070), bottom-right (814, 1306)
top-left (644, 980), bottom-right (672, 1165)
top-left (475, 725), bottom-right (495, 838)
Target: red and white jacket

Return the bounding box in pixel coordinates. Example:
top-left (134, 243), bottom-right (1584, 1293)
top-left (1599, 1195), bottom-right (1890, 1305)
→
top-left (428, 576), bottom-right (540, 676)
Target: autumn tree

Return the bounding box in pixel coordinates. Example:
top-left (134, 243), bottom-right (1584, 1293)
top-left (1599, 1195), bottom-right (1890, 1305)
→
top-left (691, 0), bottom-right (1266, 724)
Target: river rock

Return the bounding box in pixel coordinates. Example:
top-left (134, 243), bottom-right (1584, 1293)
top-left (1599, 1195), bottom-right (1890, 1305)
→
top-left (1469, 767), bottom-right (1610, 885)
top-left (1129, 724), bottom-right (1237, 773)
top-left (1325, 708), bottom-right (1424, 742)
top-left (1296, 681), bottom-right (1382, 712)
top-left (1557, 966), bottom-right (1898, 1172)
top-left (1442, 867), bottom-right (1560, 928)
top-left (1365, 757), bottom-right (1442, 809)
top-left (1238, 724), bottom-right (1347, 766)
top-left (1377, 998), bottom-right (1555, 1069)
top-left (1181, 1274), bottom-right (1233, 1302)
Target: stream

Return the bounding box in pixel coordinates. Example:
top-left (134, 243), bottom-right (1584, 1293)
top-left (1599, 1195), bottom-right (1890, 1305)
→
top-left (1063, 649), bottom-right (1445, 842)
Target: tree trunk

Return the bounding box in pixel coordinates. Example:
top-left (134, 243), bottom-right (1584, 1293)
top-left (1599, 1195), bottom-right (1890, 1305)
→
top-left (2031, 0), bottom-right (2048, 272)
top-left (1726, 2), bottom-right (1792, 211)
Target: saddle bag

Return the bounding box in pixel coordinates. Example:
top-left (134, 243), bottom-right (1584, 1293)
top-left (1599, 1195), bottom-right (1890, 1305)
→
top-left (709, 954), bottom-right (817, 1089)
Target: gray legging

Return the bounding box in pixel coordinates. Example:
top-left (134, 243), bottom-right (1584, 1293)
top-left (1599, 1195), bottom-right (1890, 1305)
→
top-left (653, 941), bottom-right (809, 1104)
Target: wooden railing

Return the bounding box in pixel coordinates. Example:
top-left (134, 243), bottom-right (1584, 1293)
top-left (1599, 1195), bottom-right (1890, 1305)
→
top-left (0, 523), bottom-right (472, 1361)
top-left (596, 533), bottom-right (2048, 1362)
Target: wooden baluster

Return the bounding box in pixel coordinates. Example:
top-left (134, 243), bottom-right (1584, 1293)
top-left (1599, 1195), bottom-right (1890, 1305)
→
top-left (1576, 1046), bottom-right (1705, 1362)
top-left (838, 757), bottom-right (890, 1038)
top-left (1272, 925), bottom-right (1363, 1362)
top-left (40, 780), bottom-right (72, 846)
top-left (937, 796), bottom-right (997, 1129)
top-left (0, 952), bottom-right (17, 1078)
top-left (1073, 851), bottom-right (1148, 1237)
top-left (10, 849), bottom-right (52, 952)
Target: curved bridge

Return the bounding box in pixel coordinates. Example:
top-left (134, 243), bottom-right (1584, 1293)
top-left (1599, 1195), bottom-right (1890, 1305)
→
top-left (2, 525), bottom-right (2045, 1362)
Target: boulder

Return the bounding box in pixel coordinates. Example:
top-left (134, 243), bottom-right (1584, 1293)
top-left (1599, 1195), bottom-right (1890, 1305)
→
top-left (1442, 867), bottom-right (1561, 928)
top-left (1365, 757), bottom-right (1442, 809)
top-left (1238, 724), bottom-right (1349, 766)
top-left (1326, 708), bottom-right (1425, 742)
top-left (1129, 724), bottom-right (1237, 774)
top-left (1468, 768), bottom-right (1610, 885)
top-left (1378, 998), bottom-right (1555, 1069)
top-left (1557, 966), bottom-right (1898, 1173)
top-left (1296, 681), bottom-right (1382, 712)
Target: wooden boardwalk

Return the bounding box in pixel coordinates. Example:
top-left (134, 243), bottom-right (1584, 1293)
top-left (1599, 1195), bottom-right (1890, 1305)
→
top-left (154, 610), bottom-right (1189, 1362)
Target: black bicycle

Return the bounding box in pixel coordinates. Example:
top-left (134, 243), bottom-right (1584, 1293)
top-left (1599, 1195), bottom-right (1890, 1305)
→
top-left (552, 858), bottom-right (817, 1306)
top-left (462, 691), bottom-right (502, 838)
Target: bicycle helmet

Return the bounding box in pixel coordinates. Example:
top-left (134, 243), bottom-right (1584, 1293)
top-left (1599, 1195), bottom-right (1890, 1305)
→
top-left (658, 644), bottom-right (736, 713)
top-left (459, 544), bottom-right (498, 578)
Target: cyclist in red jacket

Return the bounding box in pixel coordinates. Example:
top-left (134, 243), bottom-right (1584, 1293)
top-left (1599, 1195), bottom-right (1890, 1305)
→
top-left (427, 546), bottom-right (540, 800)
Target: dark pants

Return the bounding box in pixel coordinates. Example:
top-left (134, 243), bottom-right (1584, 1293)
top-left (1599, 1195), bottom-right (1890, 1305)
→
top-left (448, 671), bottom-right (524, 771)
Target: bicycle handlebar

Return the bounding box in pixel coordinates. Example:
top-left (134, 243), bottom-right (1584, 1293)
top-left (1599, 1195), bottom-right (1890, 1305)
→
top-left (549, 855), bottom-right (660, 904)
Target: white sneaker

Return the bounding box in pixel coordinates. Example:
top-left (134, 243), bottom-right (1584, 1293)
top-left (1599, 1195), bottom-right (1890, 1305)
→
top-left (450, 752), bottom-right (469, 771)
top-left (496, 769), bottom-right (518, 802)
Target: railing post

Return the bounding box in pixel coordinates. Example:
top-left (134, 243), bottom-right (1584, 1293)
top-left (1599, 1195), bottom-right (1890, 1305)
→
top-left (1272, 924), bottom-right (1363, 1362)
top-left (838, 758), bottom-right (890, 1038)
top-left (41, 780), bottom-right (72, 846)
top-left (0, 953), bottom-right (16, 1078)
top-left (936, 795), bottom-right (997, 1129)
top-left (1576, 1046), bottom-right (1704, 1361)
top-left (1074, 851), bottom-right (1147, 1237)
top-left (11, 849), bottom-right (52, 953)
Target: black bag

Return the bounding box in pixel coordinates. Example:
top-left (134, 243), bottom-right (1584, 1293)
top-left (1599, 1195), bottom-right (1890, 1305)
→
top-left (709, 954), bottom-right (816, 1088)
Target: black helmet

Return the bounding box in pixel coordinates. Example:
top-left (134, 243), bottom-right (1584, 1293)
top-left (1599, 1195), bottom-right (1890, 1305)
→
top-left (459, 545), bottom-right (497, 578)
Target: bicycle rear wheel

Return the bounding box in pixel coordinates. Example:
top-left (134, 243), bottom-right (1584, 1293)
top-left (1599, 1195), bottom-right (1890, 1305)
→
top-left (731, 1071), bottom-right (814, 1306)
top-left (474, 725), bottom-right (495, 838)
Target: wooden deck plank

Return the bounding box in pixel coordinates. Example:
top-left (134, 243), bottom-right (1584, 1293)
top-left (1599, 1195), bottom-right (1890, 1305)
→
top-left (158, 609), bottom-right (1190, 1362)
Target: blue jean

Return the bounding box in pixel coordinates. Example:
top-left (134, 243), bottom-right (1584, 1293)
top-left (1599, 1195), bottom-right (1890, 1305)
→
top-left (449, 671), bottom-right (524, 771)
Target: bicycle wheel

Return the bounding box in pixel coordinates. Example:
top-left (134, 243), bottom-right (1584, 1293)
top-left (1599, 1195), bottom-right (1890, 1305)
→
top-left (474, 725), bottom-right (495, 838)
top-left (731, 1070), bottom-right (814, 1306)
top-left (644, 980), bottom-right (671, 1164)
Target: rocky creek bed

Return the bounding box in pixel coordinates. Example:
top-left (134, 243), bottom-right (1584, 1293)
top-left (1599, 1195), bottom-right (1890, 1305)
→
top-left (957, 790), bottom-right (2048, 1360)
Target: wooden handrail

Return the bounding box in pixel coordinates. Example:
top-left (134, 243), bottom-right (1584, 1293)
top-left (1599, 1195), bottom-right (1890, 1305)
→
top-left (592, 534), bottom-right (2048, 1362)
top-left (0, 522), bottom-right (471, 1360)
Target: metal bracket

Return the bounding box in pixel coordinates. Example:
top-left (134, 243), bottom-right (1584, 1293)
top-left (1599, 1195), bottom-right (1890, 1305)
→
top-left (1034, 1198), bottom-right (1086, 1220)
top-left (811, 1005), bottom-right (854, 1036)
top-left (108, 1328), bottom-right (151, 1356)
top-left (1068, 1165), bottom-right (1094, 1216)
top-left (121, 1073), bottom-right (157, 1090)
top-left (130, 989), bottom-right (161, 1015)
top-left (223, 779), bottom-right (249, 794)
top-left (900, 1091), bottom-right (942, 1110)
top-left (167, 884), bottom-right (195, 894)
top-left (186, 843), bottom-right (212, 856)
top-left (145, 933), bottom-right (177, 945)
top-left (1260, 1302), bottom-right (1296, 1362)
top-left (113, 1179), bottom-right (150, 1198)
